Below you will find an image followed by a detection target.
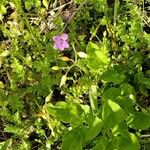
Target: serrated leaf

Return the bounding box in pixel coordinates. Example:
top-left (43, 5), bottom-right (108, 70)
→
top-left (0, 139), bottom-right (12, 150)
top-left (4, 125), bottom-right (27, 137)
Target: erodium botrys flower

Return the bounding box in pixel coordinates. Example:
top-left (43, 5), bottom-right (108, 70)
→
top-left (53, 33), bottom-right (69, 51)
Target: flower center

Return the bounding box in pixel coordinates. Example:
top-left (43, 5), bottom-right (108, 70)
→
top-left (60, 38), bottom-right (64, 45)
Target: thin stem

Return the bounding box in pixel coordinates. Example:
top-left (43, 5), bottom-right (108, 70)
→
top-left (65, 43), bottom-right (77, 76)
top-left (114, 0), bottom-right (119, 27)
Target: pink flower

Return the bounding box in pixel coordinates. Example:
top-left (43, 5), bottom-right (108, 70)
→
top-left (53, 33), bottom-right (69, 51)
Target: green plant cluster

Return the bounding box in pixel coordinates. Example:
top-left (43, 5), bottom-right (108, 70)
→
top-left (0, 0), bottom-right (150, 149)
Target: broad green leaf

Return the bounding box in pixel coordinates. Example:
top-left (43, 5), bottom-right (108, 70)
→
top-left (111, 123), bottom-right (140, 150)
top-left (118, 133), bottom-right (140, 150)
top-left (120, 83), bottom-right (134, 96)
top-left (135, 72), bottom-right (150, 89)
top-left (86, 42), bottom-right (110, 71)
top-left (139, 85), bottom-right (148, 96)
top-left (62, 127), bottom-right (83, 150)
top-left (93, 137), bottom-right (108, 150)
top-left (102, 100), bottom-right (125, 128)
top-left (103, 87), bottom-right (134, 113)
top-left (84, 116), bottom-right (103, 142)
top-left (101, 66), bottom-right (126, 84)
top-left (45, 102), bottom-right (83, 124)
top-left (89, 85), bottom-right (98, 112)
top-left (127, 112), bottom-right (150, 130)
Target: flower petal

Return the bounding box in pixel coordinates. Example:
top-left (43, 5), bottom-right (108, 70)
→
top-left (62, 41), bottom-right (69, 48)
top-left (59, 46), bottom-right (65, 51)
top-left (53, 44), bottom-right (58, 49)
top-left (60, 33), bottom-right (68, 40)
top-left (53, 36), bottom-right (60, 42)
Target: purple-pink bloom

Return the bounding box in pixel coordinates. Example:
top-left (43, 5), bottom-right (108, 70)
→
top-left (53, 33), bottom-right (69, 51)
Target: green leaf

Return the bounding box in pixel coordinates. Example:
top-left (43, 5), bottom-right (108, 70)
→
top-left (93, 137), bottom-right (108, 150)
top-left (127, 112), bottom-right (150, 130)
top-left (25, 0), bottom-right (41, 10)
top-left (62, 127), bottom-right (83, 150)
top-left (103, 87), bottom-right (134, 113)
top-left (118, 133), bottom-right (140, 150)
top-left (86, 42), bottom-right (110, 72)
top-left (9, 95), bottom-right (24, 111)
top-left (0, 139), bottom-right (12, 150)
top-left (45, 102), bottom-right (84, 124)
top-left (102, 100), bottom-right (125, 128)
top-left (11, 57), bottom-right (25, 80)
top-left (135, 72), bottom-right (150, 89)
top-left (0, 5), bottom-right (6, 14)
top-left (84, 116), bottom-right (103, 142)
top-left (89, 85), bottom-right (98, 112)
top-left (101, 66), bottom-right (126, 84)
top-left (25, 0), bottom-right (34, 10)
top-left (4, 125), bottom-right (27, 138)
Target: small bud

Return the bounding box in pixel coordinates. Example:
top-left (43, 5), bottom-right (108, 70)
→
top-left (77, 52), bottom-right (87, 58)
top-left (60, 75), bottom-right (67, 87)
top-left (51, 66), bottom-right (60, 71)
top-left (59, 56), bottom-right (70, 61)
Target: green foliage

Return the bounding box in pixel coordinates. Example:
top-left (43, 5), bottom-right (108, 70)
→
top-left (89, 84), bottom-right (98, 112)
top-left (45, 102), bottom-right (84, 125)
top-left (0, 139), bottom-right (12, 150)
top-left (102, 100), bottom-right (125, 129)
top-left (62, 127), bottom-right (83, 150)
top-left (127, 112), bottom-right (150, 130)
top-left (0, 0), bottom-right (150, 149)
top-left (101, 65), bottom-right (126, 84)
top-left (86, 41), bottom-right (110, 72)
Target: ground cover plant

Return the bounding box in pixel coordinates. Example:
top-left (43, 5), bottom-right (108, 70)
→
top-left (0, 0), bottom-right (150, 149)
